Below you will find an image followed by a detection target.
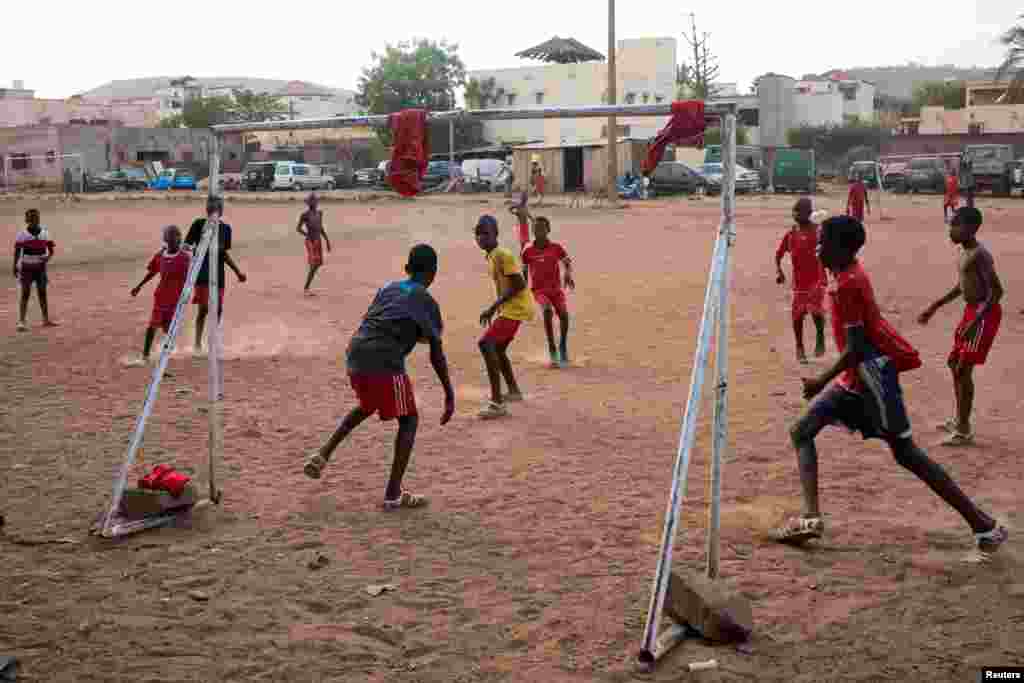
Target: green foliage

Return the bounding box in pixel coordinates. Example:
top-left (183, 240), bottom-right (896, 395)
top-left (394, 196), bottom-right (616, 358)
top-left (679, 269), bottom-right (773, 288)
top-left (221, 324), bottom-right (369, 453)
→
top-left (230, 89), bottom-right (287, 122)
top-left (996, 15), bottom-right (1024, 102)
top-left (356, 39), bottom-right (467, 144)
top-left (786, 120), bottom-right (891, 173)
top-left (702, 126), bottom-right (750, 146)
top-left (911, 80), bottom-right (965, 112)
top-left (157, 90), bottom-right (287, 128)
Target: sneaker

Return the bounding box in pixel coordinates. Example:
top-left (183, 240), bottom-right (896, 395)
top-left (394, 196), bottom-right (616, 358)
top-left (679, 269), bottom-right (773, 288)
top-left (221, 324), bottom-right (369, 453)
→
top-left (940, 431), bottom-right (975, 447)
top-left (304, 453), bottom-right (327, 479)
top-left (16, 322), bottom-right (27, 332)
top-left (477, 401), bottom-right (508, 419)
top-left (976, 524), bottom-right (1009, 555)
top-left (770, 516), bottom-right (825, 545)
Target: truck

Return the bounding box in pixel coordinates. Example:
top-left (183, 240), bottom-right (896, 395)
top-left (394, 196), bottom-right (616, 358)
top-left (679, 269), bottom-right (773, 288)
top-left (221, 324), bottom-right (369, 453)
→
top-left (771, 148), bottom-right (815, 194)
top-left (964, 144), bottom-right (1016, 196)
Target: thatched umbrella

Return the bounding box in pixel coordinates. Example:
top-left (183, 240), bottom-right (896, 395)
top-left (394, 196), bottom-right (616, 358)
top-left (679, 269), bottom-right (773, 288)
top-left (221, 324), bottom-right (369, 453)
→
top-left (515, 37), bottom-right (605, 64)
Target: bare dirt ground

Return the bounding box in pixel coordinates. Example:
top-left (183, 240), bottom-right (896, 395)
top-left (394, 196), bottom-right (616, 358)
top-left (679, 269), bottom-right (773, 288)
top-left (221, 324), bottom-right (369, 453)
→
top-left (1, 188), bottom-right (1022, 682)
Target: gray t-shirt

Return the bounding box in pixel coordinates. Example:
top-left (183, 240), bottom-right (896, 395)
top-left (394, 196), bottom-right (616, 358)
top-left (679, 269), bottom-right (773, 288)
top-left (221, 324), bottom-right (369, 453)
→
top-left (346, 280), bottom-right (443, 374)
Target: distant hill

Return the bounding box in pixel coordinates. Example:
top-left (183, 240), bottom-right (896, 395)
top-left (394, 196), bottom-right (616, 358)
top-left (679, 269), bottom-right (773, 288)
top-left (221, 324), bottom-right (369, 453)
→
top-left (83, 77), bottom-right (356, 101)
top-left (814, 65), bottom-right (999, 100)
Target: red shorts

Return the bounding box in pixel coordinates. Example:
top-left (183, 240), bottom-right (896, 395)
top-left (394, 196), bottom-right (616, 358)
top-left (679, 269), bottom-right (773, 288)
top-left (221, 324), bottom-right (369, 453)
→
top-left (949, 303), bottom-right (1002, 366)
top-left (534, 176), bottom-right (546, 194)
top-left (480, 317), bottom-right (521, 346)
top-left (848, 207), bottom-right (865, 221)
top-left (792, 287), bottom-right (825, 321)
top-left (518, 222), bottom-right (530, 249)
top-left (349, 373), bottom-right (417, 421)
top-left (192, 285), bottom-right (225, 308)
top-left (305, 238), bottom-right (323, 267)
top-left (944, 197), bottom-right (959, 209)
top-left (533, 289), bottom-right (568, 315)
top-left (149, 303), bottom-right (177, 332)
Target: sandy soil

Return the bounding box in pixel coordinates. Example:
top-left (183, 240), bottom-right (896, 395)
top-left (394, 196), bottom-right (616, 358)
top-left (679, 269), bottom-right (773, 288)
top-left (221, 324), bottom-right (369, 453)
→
top-left (1, 188), bottom-right (1022, 682)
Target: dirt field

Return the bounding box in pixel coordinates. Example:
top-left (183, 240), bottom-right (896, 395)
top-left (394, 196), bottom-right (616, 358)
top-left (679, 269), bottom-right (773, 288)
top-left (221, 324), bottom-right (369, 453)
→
top-left (1, 189), bottom-right (1022, 682)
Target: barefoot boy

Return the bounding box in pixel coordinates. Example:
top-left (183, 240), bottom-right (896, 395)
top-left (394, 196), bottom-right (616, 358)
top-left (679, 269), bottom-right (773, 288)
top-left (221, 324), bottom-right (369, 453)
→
top-left (13, 209), bottom-right (57, 331)
top-left (130, 225), bottom-right (191, 363)
top-left (185, 196), bottom-right (246, 353)
top-left (304, 244), bottom-right (455, 510)
top-left (846, 173), bottom-right (870, 222)
top-left (918, 207), bottom-right (1003, 446)
top-left (772, 216), bottom-right (1008, 558)
top-left (474, 214), bottom-right (535, 419)
top-left (297, 193), bottom-right (331, 294)
top-left (776, 197), bottom-right (826, 363)
top-left (521, 216), bottom-right (575, 368)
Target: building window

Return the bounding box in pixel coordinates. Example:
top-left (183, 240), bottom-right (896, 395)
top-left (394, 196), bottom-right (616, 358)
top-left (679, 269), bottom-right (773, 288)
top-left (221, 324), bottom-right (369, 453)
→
top-left (46, 150), bottom-right (57, 164)
top-left (968, 123), bottom-right (984, 135)
top-left (625, 93), bottom-right (636, 104)
top-left (507, 93), bottom-right (516, 107)
top-left (655, 95), bottom-right (665, 104)
top-left (10, 153), bottom-right (30, 170)
top-left (535, 92), bottom-right (544, 105)
top-left (300, 96), bottom-right (312, 101)
top-left (642, 93), bottom-right (650, 104)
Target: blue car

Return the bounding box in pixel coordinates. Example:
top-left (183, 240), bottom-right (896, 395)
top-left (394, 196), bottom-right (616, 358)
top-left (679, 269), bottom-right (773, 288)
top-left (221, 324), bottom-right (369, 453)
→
top-left (150, 169), bottom-right (197, 191)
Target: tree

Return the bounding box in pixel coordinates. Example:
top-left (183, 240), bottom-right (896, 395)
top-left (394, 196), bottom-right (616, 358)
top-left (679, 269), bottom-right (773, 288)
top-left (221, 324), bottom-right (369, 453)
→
top-left (786, 120), bottom-right (891, 175)
top-left (158, 94), bottom-right (236, 128)
top-left (702, 126), bottom-right (750, 146)
top-left (231, 89), bottom-right (287, 122)
top-left (680, 13), bottom-right (720, 99)
top-left (911, 81), bottom-right (965, 113)
top-left (996, 14), bottom-right (1024, 103)
top-left (465, 76), bottom-right (499, 109)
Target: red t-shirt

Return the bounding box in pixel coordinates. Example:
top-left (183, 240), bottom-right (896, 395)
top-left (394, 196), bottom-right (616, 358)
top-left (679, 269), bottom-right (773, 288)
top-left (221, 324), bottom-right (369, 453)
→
top-left (521, 241), bottom-right (568, 293)
top-left (828, 260), bottom-right (921, 392)
top-left (944, 176), bottom-right (959, 204)
top-left (847, 182), bottom-right (866, 215)
top-left (147, 248), bottom-right (191, 308)
top-left (776, 226), bottom-right (825, 292)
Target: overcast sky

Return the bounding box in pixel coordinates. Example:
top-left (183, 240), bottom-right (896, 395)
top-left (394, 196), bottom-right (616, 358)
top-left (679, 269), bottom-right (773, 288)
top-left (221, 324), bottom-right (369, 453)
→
top-left (7, 0), bottom-right (1018, 99)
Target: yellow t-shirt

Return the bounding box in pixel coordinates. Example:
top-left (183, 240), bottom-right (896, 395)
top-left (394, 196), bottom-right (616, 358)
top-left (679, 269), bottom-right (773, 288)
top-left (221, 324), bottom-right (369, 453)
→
top-left (487, 247), bottom-right (535, 322)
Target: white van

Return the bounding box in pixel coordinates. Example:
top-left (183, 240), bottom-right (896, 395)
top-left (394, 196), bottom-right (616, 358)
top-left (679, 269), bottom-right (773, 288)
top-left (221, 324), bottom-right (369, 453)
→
top-left (461, 158), bottom-right (511, 191)
top-left (272, 162), bottom-right (336, 191)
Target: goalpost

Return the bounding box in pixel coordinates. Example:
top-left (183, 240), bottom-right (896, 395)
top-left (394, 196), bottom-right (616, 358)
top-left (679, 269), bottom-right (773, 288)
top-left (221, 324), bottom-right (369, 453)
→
top-left (1, 152), bottom-right (84, 193)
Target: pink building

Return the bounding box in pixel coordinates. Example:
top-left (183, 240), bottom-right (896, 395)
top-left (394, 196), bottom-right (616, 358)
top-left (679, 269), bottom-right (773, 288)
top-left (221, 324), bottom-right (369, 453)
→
top-left (0, 80), bottom-right (159, 128)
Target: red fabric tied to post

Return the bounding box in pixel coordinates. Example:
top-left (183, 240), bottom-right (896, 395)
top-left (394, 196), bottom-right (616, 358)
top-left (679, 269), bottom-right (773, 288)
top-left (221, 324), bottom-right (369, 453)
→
top-left (641, 101), bottom-right (708, 176)
top-left (388, 109), bottom-right (430, 197)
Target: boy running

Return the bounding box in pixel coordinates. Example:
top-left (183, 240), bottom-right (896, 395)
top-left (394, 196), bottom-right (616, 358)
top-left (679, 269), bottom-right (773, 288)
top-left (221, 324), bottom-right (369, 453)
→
top-left (303, 245), bottom-right (454, 510)
top-left (521, 216), bottom-right (575, 368)
top-left (297, 193), bottom-right (331, 295)
top-left (943, 168), bottom-right (960, 223)
top-left (918, 207), bottom-right (1003, 447)
top-left (846, 173), bottom-right (870, 222)
top-left (474, 214), bottom-right (535, 419)
top-left (772, 215), bottom-right (1008, 559)
top-left (130, 225), bottom-right (191, 364)
top-left (776, 197), bottom-right (826, 363)
top-left (184, 196), bottom-right (246, 353)
top-left (13, 209), bottom-right (57, 331)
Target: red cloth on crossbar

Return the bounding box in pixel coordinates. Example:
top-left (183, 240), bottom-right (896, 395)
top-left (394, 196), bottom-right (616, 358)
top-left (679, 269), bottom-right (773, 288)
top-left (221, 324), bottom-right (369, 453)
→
top-left (388, 109), bottom-right (430, 197)
top-left (642, 101), bottom-right (708, 176)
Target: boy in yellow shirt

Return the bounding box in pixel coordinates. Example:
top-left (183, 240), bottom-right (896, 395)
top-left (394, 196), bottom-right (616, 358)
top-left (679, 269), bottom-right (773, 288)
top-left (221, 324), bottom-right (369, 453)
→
top-left (474, 214), bottom-right (535, 418)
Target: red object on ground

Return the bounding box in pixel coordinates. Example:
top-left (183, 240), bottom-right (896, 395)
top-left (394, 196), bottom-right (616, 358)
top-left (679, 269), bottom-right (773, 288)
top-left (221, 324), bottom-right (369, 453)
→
top-left (138, 465), bottom-right (192, 498)
top-left (642, 101), bottom-right (708, 176)
top-left (388, 109), bottom-right (430, 197)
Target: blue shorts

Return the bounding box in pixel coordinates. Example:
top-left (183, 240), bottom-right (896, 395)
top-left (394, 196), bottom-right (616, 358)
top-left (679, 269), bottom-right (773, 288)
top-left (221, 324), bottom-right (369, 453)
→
top-left (808, 347), bottom-right (912, 442)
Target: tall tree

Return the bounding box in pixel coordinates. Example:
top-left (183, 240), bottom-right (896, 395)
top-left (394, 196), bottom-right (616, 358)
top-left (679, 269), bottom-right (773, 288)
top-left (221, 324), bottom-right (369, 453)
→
top-left (465, 77), bottom-right (499, 109)
top-left (158, 95), bottom-right (236, 128)
top-left (681, 13), bottom-right (720, 99)
top-left (996, 14), bottom-right (1024, 103)
top-left (911, 81), bottom-right (965, 112)
top-left (357, 39), bottom-right (465, 113)
top-left (231, 89), bottom-right (288, 122)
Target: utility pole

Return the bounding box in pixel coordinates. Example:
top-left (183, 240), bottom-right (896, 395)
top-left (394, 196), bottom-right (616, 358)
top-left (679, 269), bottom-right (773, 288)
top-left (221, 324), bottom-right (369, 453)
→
top-left (606, 0), bottom-right (618, 204)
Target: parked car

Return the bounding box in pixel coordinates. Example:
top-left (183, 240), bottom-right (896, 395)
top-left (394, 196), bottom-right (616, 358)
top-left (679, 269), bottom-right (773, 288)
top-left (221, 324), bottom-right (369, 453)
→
top-left (648, 161), bottom-right (705, 196)
top-left (83, 172), bottom-right (114, 193)
top-left (293, 164), bottom-right (335, 191)
top-left (100, 168), bottom-right (149, 191)
top-left (964, 144), bottom-right (1016, 196)
top-left (461, 158), bottom-right (511, 191)
top-left (150, 169), bottom-right (197, 191)
top-left (243, 162), bottom-right (276, 190)
top-left (354, 167), bottom-right (377, 186)
top-left (321, 164), bottom-right (354, 189)
top-left (881, 162), bottom-right (908, 193)
top-left (421, 160), bottom-right (453, 188)
top-left (848, 161), bottom-right (881, 189)
top-left (696, 162), bottom-right (760, 194)
top-left (906, 157), bottom-right (946, 194)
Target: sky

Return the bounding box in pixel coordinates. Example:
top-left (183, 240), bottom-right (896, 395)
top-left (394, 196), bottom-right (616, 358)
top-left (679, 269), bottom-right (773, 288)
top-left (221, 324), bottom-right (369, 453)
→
top-left (7, 0), bottom-right (1019, 99)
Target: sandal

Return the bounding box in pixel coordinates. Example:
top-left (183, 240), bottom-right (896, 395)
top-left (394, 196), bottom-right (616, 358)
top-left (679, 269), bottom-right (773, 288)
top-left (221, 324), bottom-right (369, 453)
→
top-left (770, 516), bottom-right (824, 545)
top-left (976, 524), bottom-right (1009, 554)
top-left (383, 490), bottom-right (428, 510)
top-left (478, 401), bottom-right (508, 419)
top-left (304, 453), bottom-right (327, 479)
top-left (940, 431), bottom-right (974, 447)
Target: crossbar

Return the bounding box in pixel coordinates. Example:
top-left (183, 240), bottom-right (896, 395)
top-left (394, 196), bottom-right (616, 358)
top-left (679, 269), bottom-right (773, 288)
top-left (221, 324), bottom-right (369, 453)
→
top-left (210, 101), bottom-right (737, 135)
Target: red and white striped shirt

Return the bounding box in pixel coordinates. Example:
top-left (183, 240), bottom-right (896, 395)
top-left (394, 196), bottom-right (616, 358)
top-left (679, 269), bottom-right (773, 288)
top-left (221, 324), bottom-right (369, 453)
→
top-left (15, 228), bottom-right (55, 270)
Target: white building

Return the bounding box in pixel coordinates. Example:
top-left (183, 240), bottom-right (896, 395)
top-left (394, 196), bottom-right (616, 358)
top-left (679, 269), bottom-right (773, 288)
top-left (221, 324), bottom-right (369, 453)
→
top-left (792, 74), bottom-right (876, 126)
top-left (468, 37), bottom-right (679, 145)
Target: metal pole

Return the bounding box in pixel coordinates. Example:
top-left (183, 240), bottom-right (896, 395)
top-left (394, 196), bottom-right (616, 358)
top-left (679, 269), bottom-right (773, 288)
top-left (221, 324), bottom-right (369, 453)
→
top-left (207, 138), bottom-right (222, 504)
top-left (448, 117), bottom-right (455, 168)
top-left (706, 112), bottom-right (736, 581)
top-left (606, 0), bottom-right (618, 202)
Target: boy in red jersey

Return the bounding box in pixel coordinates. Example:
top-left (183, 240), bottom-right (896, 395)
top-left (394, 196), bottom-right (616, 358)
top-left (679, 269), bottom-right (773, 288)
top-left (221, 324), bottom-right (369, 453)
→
top-left (130, 225), bottom-right (192, 364)
top-left (776, 197), bottom-right (826, 363)
top-left (13, 208), bottom-right (57, 331)
top-left (521, 216), bottom-right (575, 367)
top-left (772, 216), bottom-right (1008, 559)
top-left (846, 173), bottom-right (870, 222)
top-left (943, 168), bottom-right (960, 224)
top-left (918, 207), bottom-right (1004, 447)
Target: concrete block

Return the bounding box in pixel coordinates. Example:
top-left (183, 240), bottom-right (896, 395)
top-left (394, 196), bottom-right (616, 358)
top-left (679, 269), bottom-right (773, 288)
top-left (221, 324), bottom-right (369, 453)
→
top-left (664, 569), bottom-right (753, 643)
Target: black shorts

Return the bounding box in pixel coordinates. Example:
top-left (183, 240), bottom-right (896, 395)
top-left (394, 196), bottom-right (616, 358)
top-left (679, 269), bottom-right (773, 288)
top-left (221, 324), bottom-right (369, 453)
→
top-left (19, 267), bottom-right (47, 288)
top-left (807, 349), bottom-right (912, 442)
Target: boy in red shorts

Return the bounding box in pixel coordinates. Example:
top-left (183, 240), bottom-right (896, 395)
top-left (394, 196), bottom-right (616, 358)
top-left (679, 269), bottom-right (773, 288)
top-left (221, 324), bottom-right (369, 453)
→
top-left (943, 168), bottom-right (959, 224)
top-left (918, 207), bottom-right (1004, 447)
top-left (776, 197), bottom-right (827, 363)
top-left (846, 172), bottom-right (870, 222)
top-left (521, 216), bottom-right (575, 368)
top-left (13, 208), bottom-right (57, 331)
top-left (475, 214), bottom-right (535, 419)
top-left (296, 193), bottom-right (332, 295)
top-left (184, 196), bottom-right (246, 353)
top-left (772, 215), bottom-right (1007, 560)
top-left (130, 225), bottom-right (191, 364)
top-left (303, 244), bottom-right (454, 510)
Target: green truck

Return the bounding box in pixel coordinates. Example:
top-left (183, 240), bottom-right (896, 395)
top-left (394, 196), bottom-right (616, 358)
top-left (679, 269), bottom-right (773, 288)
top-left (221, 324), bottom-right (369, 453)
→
top-left (771, 148), bottom-right (815, 193)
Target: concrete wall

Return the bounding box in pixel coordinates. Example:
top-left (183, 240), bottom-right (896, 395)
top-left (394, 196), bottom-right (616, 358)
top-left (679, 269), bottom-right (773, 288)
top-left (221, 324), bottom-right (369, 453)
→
top-left (793, 90), bottom-right (844, 127)
top-left (918, 104), bottom-right (1024, 135)
top-left (0, 126), bottom-right (64, 187)
top-left (843, 82), bottom-right (876, 120)
top-left (882, 133), bottom-right (1024, 158)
